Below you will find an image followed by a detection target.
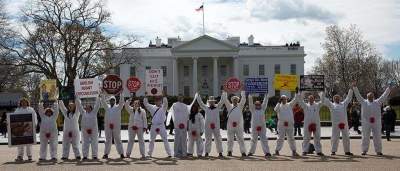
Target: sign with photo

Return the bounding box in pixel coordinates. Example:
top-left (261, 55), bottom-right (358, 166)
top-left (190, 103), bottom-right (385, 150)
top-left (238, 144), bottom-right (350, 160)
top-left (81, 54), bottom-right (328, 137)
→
top-left (300, 75), bottom-right (325, 91)
top-left (40, 79), bottom-right (58, 102)
top-left (146, 69), bottom-right (163, 96)
top-left (245, 77), bottom-right (268, 94)
top-left (74, 78), bottom-right (100, 98)
top-left (7, 112), bottom-right (37, 147)
top-left (273, 74), bottom-right (298, 91)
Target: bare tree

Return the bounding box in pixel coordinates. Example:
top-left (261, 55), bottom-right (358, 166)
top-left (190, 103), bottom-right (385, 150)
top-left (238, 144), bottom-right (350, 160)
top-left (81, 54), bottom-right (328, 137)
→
top-left (0, 0), bottom-right (136, 93)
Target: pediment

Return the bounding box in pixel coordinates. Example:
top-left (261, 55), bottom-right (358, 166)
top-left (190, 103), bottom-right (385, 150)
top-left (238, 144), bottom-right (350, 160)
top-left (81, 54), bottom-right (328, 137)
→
top-left (172, 35), bottom-right (239, 53)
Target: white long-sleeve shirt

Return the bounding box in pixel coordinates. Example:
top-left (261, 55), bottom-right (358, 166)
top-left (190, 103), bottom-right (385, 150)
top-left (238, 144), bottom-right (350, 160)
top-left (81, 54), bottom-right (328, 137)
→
top-left (188, 113), bottom-right (205, 134)
top-left (353, 87), bottom-right (390, 124)
top-left (101, 95), bottom-right (124, 128)
top-left (78, 97), bottom-right (100, 131)
top-left (144, 97), bottom-right (168, 125)
top-left (223, 91), bottom-right (246, 128)
top-left (298, 93), bottom-right (323, 125)
top-left (167, 98), bottom-right (196, 129)
top-left (59, 100), bottom-right (80, 132)
top-left (322, 89), bottom-right (353, 124)
top-left (14, 106), bottom-right (38, 126)
top-left (274, 94), bottom-right (298, 125)
top-left (248, 93), bottom-right (268, 127)
top-left (125, 101), bottom-right (148, 129)
top-left (38, 102), bottom-right (59, 133)
top-left (196, 94), bottom-right (225, 128)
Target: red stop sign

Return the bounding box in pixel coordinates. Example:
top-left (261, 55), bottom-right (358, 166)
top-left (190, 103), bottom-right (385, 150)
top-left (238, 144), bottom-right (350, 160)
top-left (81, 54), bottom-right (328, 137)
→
top-left (126, 77), bottom-right (141, 92)
top-left (224, 77), bottom-right (242, 93)
top-left (103, 74), bottom-right (123, 95)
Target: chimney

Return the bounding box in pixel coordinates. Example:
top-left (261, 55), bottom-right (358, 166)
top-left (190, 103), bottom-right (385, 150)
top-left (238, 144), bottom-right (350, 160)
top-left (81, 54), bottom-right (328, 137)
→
top-left (248, 35), bottom-right (254, 46)
top-left (155, 36), bottom-right (161, 47)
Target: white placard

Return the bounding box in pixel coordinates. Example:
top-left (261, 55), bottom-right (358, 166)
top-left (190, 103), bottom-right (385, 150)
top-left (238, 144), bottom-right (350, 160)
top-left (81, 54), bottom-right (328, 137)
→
top-left (74, 78), bottom-right (100, 98)
top-left (146, 69), bottom-right (163, 96)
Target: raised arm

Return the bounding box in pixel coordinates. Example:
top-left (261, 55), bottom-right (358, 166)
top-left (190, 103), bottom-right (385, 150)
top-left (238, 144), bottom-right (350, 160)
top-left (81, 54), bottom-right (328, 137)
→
top-left (52, 101), bottom-right (59, 119)
top-left (261, 92), bottom-right (270, 111)
top-left (117, 95), bottom-right (125, 111)
top-left (238, 91), bottom-right (246, 108)
top-left (248, 94), bottom-right (255, 113)
top-left (377, 87), bottom-right (391, 104)
top-left (38, 102), bottom-right (45, 117)
top-left (216, 93), bottom-right (225, 109)
top-left (75, 98), bottom-right (85, 115)
top-left (58, 100), bottom-right (68, 116)
top-left (222, 91), bottom-right (232, 110)
top-left (343, 89), bottom-right (354, 106)
top-left (352, 86), bottom-right (365, 104)
top-left (100, 94), bottom-right (108, 109)
top-left (296, 92), bottom-right (307, 109)
top-left (196, 93), bottom-right (207, 110)
top-left (188, 94), bottom-right (198, 111)
top-left (143, 97), bottom-right (151, 111)
top-left (162, 97), bottom-right (168, 110)
top-left (92, 97), bottom-right (101, 115)
top-left (124, 99), bottom-right (133, 115)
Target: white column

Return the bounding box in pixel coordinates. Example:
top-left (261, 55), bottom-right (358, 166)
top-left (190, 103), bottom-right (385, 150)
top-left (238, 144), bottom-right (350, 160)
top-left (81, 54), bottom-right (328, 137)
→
top-left (213, 57), bottom-right (219, 96)
top-left (233, 55), bottom-right (239, 78)
top-left (172, 57), bottom-right (178, 96)
top-left (192, 57), bottom-right (198, 95)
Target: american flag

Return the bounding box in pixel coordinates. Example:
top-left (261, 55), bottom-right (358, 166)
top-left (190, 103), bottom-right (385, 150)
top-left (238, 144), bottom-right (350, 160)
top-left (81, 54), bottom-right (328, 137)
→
top-left (195, 5), bottom-right (203, 11)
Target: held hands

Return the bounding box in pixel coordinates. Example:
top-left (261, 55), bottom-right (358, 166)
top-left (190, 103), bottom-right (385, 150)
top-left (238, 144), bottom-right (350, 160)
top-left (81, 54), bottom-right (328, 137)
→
top-left (352, 81), bottom-right (357, 88)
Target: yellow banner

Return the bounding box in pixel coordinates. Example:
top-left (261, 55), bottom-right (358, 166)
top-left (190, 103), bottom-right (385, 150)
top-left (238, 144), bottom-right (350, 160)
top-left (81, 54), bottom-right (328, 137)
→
top-left (273, 74), bottom-right (298, 91)
top-left (40, 79), bottom-right (58, 101)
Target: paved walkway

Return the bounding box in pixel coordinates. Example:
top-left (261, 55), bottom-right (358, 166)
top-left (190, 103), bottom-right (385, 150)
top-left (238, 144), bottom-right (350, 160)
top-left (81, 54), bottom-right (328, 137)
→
top-left (1, 126), bottom-right (400, 144)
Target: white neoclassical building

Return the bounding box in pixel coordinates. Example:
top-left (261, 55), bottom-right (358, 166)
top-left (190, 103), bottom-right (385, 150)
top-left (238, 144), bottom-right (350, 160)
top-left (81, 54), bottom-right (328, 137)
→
top-left (116, 35), bottom-right (306, 97)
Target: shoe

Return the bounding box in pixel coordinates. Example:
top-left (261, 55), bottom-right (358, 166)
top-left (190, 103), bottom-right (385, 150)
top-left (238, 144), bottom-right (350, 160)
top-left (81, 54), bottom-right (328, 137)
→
top-left (141, 155), bottom-right (146, 159)
top-left (265, 153), bottom-right (272, 157)
top-left (51, 158), bottom-right (57, 161)
top-left (218, 153), bottom-right (223, 157)
top-left (247, 153), bottom-right (253, 156)
top-left (361, 152), bottom-right (367, 155)
top-left (120, 154), bottom-right (125, 158)
top-left (317, 153), bottom-right (324, 156)
top-left (387, 139), bottom-right (391, 141)
top-left (39, 158), bottom-right (45, 161)
top-left (76, 156), bottom-right (81, 160)
top-left (345, 152), bottom-right (353, 156)
top-left (299, 134), bottom-right (303, 136)
top-left (15, 156), bottom-right (23, 162)
top-left (197, 155), bottom-right (202, 158)
top-left (28, 156), bottom-right (32, 161)
top-left (102, 154), bottom-right (108, 159)
top-left (274, 151), bottom-right (280, 156)
top-left (187, 154), bottom-right (193, 157)
top-left (241, 153), bottom-right (246, 157)
top-left (126, 155), bottom-right (130, 158)
top-left (292, 151), bottom-right (299, 156)
top-left (82, 157), bottom-right (88, 160)
top-left (93, 157), bottom-right (98, 160)
top-left (61, 157), bottom-right (68, 160)
top-left (331, 152), bottom-right (336, 156)
top-left (205, 153), bottom-right (209, 157)
top-left (377, 152), bottom-right (383, 156)
top-left (167, 155), bottom-right (172, 158)
top-left (302, 152), bottom-right (307, 156)
top-left (227, 151), bottom-right (232, 156)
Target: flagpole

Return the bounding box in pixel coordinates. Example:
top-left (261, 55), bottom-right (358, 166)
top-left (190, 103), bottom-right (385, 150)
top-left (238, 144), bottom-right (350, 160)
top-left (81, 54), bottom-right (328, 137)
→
top-left (202, 2), bottom-right (205, 35)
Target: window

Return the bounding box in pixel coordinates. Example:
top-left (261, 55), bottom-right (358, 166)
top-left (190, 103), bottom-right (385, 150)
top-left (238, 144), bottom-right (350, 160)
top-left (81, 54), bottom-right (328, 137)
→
top-left (163, 86), bottom-right (167, 94)
top-left (275, 90), bottom-right (280, 97)
top-left (220, 65), bottom-right (227, 77)
top-left (274, 64), bottom-right (281, 74)
top-left (184, 66), bottom-right (189, 77)
top-left (290, 64), bottom-right (296, 75)
top-left (201, 65), bottom-right (208, 77)
top-left (130, 66), bottom-right (136, 76)
top-left (184, 86), bottom-right (190, 96)
top-left (114, 67), bottom-right (120, 75)
top-left (161, 66), bottom-right (167, 77)
top-left (145, 66), bottom-right (151, 70)
top-left (259, 64), bottom-right (265, 76)
top-left (243, 64), bottom-right (249, 76)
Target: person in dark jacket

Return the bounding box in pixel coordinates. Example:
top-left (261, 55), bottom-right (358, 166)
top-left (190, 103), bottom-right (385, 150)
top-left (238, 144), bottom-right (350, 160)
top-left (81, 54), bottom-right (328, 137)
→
top-left (98, 112), bottom-right (104, 138)
top-left (383, 105), bottom-right (396, 141)
top-left (349, 103), bottom-right (361, 135)
top-left (293, 104), bottom-right (304, 136)
top-left (243, 106), bottom-right (252, 134)
top-left (0, 112), bottom-right (7, 138)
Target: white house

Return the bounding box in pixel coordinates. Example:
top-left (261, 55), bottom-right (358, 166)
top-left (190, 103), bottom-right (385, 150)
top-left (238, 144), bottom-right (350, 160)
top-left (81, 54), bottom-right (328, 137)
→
top-left (115, 34), bottom-right (305, 97)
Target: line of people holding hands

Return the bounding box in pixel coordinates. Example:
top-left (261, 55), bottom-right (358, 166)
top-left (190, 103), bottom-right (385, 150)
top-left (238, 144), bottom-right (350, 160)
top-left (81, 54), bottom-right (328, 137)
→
top-left (13, 82), bottom-right (393, 161)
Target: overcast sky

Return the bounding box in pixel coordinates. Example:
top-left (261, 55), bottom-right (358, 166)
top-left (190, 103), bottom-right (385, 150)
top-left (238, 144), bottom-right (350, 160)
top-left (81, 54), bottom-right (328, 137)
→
top-left (5, 0), bottom-right (400, 72)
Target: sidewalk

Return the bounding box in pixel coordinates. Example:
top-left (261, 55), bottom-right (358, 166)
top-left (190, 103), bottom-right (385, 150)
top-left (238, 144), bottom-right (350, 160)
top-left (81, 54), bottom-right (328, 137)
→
top-left (1, 126), bottom-right (399, 145)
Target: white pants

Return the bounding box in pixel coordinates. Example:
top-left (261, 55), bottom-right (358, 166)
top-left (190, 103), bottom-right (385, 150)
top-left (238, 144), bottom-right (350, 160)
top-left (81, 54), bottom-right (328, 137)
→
top-left (204, 127), bottom-right (223, 154)
top-left (275, 124), bottom-right (296, 152)
top-left (188, 130), bottom-right (204, 155)
top-left (17, 145), bottom-right (32, 158)
top-left (302, 123), bottom-right (322, 153)
top-left (126, 128), bottom-right (145, 157)
top-left (148, 125), bottom-right (172, 156)
top-left (331, 123), bottom-right (350, 153)
top-left (174, 128), bottom-right (187, 157)
top-left (362, 122), bottom-right (382, 153)
top-left (82, 128), bottom-right (98, 158)
top-left (227, 127), bottom-right (246, 153)
top-left (249, 126), bottom-right (270, 154)
top-left (62, 130), bottom-right (81, 158)
top-left (39, 131), bottom-right (58, 159)
top-left (104, 126), bottom-right (124, 155)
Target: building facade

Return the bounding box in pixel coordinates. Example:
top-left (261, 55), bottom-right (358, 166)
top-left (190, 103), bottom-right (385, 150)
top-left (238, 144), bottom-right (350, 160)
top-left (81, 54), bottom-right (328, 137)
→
top-left (116, 35), bottom-right (305, 97)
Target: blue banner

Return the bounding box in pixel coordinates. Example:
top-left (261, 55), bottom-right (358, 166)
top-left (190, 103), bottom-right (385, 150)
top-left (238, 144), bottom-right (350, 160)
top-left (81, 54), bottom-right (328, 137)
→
top-left (244, 77), bottom-right (268, 94)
